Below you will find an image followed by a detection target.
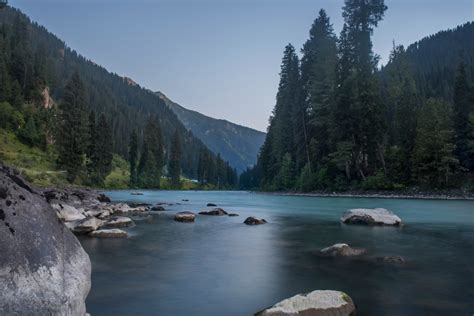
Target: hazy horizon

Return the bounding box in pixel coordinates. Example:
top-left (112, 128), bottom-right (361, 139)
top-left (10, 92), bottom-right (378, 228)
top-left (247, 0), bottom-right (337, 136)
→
top-left (13, 0), bottom-right (473, 132)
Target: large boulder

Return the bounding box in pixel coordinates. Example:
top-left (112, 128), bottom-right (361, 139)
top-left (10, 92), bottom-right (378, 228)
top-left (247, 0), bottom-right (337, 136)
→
top-left (174, 211), bottom-right (196, 222)
top-left (341, 208), bottom-right (402, 226)
top-left (89, 228), bottom-right (128, 238)
top-left (199, 208), bottom-right (228, 216)
top-left (106, 216), bottom-right (134, 228)
top-left (319, 243), bottom-right (367, 257)
top-left (0, 165), bottom-right (91, 315)
top-left (256, 290), bottom-right (356, 316)
top-left (244, 217), bottom-right (267, 225)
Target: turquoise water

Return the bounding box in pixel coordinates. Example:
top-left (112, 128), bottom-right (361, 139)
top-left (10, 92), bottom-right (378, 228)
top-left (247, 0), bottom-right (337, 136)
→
top-left (80, 191), bottom-right (474, 315)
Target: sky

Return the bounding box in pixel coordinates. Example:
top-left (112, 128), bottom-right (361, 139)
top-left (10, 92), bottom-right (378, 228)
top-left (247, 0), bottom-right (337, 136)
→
top-left (12, 0), bottom-right (474, 132)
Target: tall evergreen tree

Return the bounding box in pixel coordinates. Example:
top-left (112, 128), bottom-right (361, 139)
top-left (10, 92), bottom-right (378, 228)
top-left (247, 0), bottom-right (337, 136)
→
top-left (168, 129), bottom-right (182, 188)
top-left (453, 63), bottom-right (474, 171)
top-left (413, 99), bottom-right (459, 187)
top-left (301, 9), bottom-right (338, 172)
top-left (57, 71), bottom-right (89, 182)
top-left (137, 116), bottom-right (164, 188)
top-left (88, 113), bottom-right (113, 185)
top-left (129, 128), bottom-right (139, 187)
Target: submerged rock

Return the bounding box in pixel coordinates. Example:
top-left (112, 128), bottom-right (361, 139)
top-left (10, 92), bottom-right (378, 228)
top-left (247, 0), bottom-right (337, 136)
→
top-left (174, 211), bottom-right (196, 222)
top-left (150, 205), bottom-right (165, 211)
top-left (89, 228), bottom-right (127, 238)
top-left (244, 217), bottom-right (267, 225)
top-left (341, 208), bottom-right (402, 226)
top-left (320, 243), bottom-right (366, 257)
top-left (255, 290), bottom-right (356, 316)
top-left (199, 208), bottom-right (228, 216)
top-left (207, 203), bottom-right (217, 207)
top-left (106, 216), bottom-right (134, 228)
top-left (375, 255), bottom-right (406, 264)
top-left (130, 192), bottom-right (143, 195)
top-left (0, 165), bottom-right (91, 315)
top-left (228, 213), bottom-right (239, 217)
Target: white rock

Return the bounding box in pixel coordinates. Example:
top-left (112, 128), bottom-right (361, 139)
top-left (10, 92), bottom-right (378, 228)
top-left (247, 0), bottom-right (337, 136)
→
top-left (51, 202), bottom-right (86, 222)
top-left (320, 243), bottom-right (366, 257)
top-left (89, 229), bottom-right (128, 238)
top-left (341, 208), bottom-right (402, 226)
top-left (106, 216), bottom-right (134, 228)
top-left (257, 290), bottom-right (355, 316)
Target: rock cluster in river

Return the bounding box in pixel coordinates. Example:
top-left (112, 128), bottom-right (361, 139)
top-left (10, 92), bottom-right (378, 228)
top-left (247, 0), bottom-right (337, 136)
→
top-left (256, 290), bottom-right (356, 316)
top-left (44, 188), bottom-right (151, 238)
top-left (0, 165), bottom-right (91, 315)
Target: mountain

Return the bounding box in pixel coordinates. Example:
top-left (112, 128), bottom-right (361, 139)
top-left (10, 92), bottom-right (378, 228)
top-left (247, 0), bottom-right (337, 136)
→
top-left (157, 92), bottom-right (266, 173)
top-left (0, 5), bottom-right (235, 181)
top-left (380, 22), bottom-right (474, 101)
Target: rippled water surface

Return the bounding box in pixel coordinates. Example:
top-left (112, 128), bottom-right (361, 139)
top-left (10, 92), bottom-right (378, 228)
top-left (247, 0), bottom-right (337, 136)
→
top-left (80, 191), bottom-right (474, 315)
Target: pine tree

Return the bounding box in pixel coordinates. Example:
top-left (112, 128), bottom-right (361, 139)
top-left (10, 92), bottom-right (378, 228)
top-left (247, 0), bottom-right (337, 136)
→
top-left (301, 9), bottom-right (337, 171)
top-left (88, 113), bottom-right (113, 185)
top-left (18, 116), bottom-right (39, 146)
top-left (413, 99), bottom-right (459, 187)
top-left (168, 129), bottom-right (182, 188)
top-left (129, 128), bottom-right (139, 187)
top-left (453, 63), bottom-right (474, 171)
top-left (57, 71), bottom-right (89, 182)
top-left (137, 116), bottom-right (163, 188)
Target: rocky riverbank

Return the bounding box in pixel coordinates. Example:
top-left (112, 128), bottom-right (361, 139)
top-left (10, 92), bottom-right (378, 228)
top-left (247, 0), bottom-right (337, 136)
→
top-left (263, 188), bottom-right (474, 200)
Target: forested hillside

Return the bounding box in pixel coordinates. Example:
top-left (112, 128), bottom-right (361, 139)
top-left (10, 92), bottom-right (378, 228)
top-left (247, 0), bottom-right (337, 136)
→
top-left (157, 91), bottom-right (266, 173)
top-left (240, 3), bottom-right (473, 192)
top-left (0, 5), bottom-right (237, 189)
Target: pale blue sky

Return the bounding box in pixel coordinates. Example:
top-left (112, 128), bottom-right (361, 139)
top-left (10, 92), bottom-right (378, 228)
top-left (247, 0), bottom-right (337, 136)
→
top-left (12, 0), bottom-right (473, 131)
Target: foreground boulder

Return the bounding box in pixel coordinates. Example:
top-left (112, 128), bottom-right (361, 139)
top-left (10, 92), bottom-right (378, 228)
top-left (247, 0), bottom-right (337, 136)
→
top-left (244, 217), bottom-right (267, 225)
top-left (106, 216), bottom-right (134, 228)
top-left (320, 243), bottom-right (366, 257)
top-left (341, 208), bottom-right (402, 226)
top-left (0, 165), bottom-right (91, 315)
top-left (174, 211), bottom-right (196, 222)
top-left (89, 228), bottom-right (127, 238)
top-left (199, 208), bottom-right (228, 216)
top-left (256, 290), bottom-right (356, 316)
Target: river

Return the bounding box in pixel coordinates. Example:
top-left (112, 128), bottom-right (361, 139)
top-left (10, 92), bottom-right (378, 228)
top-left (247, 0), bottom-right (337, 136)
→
top-left (80, 190), bottom-right (474, 315)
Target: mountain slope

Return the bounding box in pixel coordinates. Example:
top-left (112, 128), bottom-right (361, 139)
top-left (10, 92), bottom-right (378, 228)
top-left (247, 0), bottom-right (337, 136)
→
top-left (157, 92), bottom-right (266, 173)
top-left (0, 5), bottom-right (230, 179)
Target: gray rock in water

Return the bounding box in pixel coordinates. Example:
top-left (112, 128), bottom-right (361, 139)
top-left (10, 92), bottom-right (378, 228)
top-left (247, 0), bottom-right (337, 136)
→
top-left (106, 216), bottom-right (134, 228)
top-left (228, 213), bottom-right (239, 217)
top-left (244, 217), bottom-right (267, 225)
top-left (207, 203), bottom-right (217, 207)
top-left (341, 208), bottom-right (402, 226)
top-left (89, 228), bottom-right (127, 238)
top-left (199, 208), bottom-right (228, 216)
top-left (71, 217), bottom-right (105, 234)
top-left (150, 205), bottom-right (165, 211)
top-left (0, 165), bottom-right (91, 315)
top-left (174, 211), bottom-right (196, 222)
top-left (320, 243), bottom-right (367, 257)
top-left (255, 290), bottom-right (356, 316)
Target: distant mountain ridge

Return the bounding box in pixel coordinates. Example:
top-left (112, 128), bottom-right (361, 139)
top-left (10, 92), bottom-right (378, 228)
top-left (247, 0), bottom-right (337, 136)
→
top-left (156, 92), bottom-right (266, 173)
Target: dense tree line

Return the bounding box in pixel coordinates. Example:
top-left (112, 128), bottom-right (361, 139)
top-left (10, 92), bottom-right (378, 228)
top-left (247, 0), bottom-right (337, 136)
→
top-left (241, 1), bottom-right (473, 191)
top-left (0, 4), bottom-right (237, 188)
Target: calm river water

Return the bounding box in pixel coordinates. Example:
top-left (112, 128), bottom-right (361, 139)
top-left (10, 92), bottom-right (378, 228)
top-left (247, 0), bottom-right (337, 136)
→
top-left (80, 191), bottom-right (474, 315)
